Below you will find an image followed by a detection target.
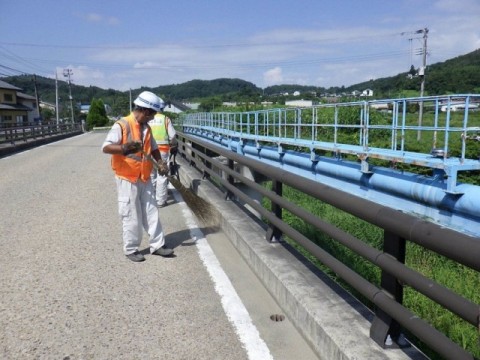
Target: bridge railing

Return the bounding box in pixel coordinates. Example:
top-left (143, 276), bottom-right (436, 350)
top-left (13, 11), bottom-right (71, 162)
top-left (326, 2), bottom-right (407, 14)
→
top-left (0, 123), bottom-right (83, 146)
top-left (180, 94), bottom-right (480, 192)
top-left (176, 131), bottom-right (479, 360)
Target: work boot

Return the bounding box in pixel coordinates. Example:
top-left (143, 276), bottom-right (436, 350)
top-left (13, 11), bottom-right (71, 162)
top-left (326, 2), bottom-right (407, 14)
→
top-left (152, 245), bottom-right (174, 257)
top-left (126, 251), bottom-right (145, 262)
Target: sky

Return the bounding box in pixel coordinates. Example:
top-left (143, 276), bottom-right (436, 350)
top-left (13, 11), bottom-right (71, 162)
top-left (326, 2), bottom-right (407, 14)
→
top-left (1, 0), bottom-right (479, 92)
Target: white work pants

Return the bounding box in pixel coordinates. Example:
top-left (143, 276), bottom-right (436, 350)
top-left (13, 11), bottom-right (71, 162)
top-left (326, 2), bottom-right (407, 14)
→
top-left (151, 151), bottom-right (170, 206)
top-left (115, 177), bottom-right (165, 255)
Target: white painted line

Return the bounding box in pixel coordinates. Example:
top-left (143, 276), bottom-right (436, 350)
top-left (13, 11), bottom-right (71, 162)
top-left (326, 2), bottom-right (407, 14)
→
top-left (173, 190), bottom-right (274, 360)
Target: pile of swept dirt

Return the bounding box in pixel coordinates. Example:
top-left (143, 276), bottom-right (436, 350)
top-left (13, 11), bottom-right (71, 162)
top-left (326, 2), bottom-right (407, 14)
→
top-left (170, 177), bottom-right (219, 229)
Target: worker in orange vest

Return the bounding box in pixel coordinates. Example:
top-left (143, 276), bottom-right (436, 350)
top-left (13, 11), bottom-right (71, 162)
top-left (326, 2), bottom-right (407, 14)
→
top-left (102, 91), bottom-right (174, 262)
top-left (149, 98), bottom-right (177, 207)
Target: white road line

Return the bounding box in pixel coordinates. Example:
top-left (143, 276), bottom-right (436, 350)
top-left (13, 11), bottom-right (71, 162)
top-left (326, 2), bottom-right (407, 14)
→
top-left (172, 190), bottom-right (274, 360)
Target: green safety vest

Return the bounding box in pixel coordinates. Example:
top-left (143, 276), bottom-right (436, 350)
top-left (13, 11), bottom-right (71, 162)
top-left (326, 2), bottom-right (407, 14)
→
top-left (150, 114), bottom-right (169, 145)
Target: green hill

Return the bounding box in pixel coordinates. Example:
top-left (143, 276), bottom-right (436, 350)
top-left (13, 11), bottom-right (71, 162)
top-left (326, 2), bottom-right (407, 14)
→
top-left (2, 48), bottom-right (479, 111)
top-left (346, 48), bottom-right (480, 96)
top-left (150, 78), bottom-right (261, 100)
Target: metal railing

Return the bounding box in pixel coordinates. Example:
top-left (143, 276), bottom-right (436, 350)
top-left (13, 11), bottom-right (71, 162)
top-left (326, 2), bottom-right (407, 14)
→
top-left (180, 94), bottom-right (480, 193)
top-left (0, 123), bottom-right (83, 146)
top-left (177, 131), bottom-right (480, 360)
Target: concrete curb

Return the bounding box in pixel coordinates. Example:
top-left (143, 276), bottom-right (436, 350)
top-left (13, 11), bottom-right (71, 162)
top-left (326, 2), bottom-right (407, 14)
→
top-left (176, 157), bottom-right (426, 360)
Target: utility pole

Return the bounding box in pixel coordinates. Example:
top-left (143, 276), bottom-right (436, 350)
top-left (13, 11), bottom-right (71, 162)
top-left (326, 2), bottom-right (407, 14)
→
top-left (129, 88), bottom-right (132, 113)
top-left (417, 28), bottom-right (428, 141)
top-left (33, 74), bottom-right (41, 123)
top-left (55, 70), bottom-right (60, 126)
top-left (63, 68), bottom-right (74, 124)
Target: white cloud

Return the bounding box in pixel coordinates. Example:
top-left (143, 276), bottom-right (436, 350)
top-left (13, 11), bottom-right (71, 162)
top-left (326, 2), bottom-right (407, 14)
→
top-left (263, 67), bottom-right (283, 86)
top-left (86, 13), bottom-right (102, 22)
top-left (45, 1), bottom-right (480, 91)
top-left (78, 12), bottom-right (119, 26)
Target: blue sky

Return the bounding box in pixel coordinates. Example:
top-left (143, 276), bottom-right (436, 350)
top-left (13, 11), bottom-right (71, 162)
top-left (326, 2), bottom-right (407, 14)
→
top-left (1, 0), bottom-right (479, 91)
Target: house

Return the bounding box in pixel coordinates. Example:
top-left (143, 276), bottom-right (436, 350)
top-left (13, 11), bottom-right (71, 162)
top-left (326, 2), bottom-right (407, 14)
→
top-left (285, 99), bottom-right (313, 107)
top-left (17, 92), bottom-right (41, 124)
top-left (0, 79), bottom-right (39, 126)
top-left (80, 103), bottom-right (112, 115)
top-left (221, 102), bottom-right (237, 107)
top-left (440, 102), bottom-right (479, 112)
top-left (361, 89), bottom-right (374, 97)
top-left (370, 103), bottom-right (389, 111)
top-left (80, 104), bottom-right (90, 114)
top-left (164, 100), bottom-right (191, 114)
top-left (184, 102), bottom-right (199, 110)
top-left (40, 101), bottom-right (57, 112)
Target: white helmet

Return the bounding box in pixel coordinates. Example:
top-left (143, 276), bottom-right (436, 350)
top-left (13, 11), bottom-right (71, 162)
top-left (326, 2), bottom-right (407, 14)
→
top-left (133, 91), bottom-right (164, 111)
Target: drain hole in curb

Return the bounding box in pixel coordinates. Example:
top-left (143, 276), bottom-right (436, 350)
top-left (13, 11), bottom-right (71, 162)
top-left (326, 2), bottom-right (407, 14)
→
top-left (270, 314), bottom-right (285, 322)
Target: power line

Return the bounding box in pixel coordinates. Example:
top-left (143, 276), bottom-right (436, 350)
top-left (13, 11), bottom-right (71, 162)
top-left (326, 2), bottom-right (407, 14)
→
top-left (0, 46), bottom-right (52, 75)
top-left (0, 32), bottom-right (405, 50)
top-left (0, 49), bottom-right (410, 73)
top-left (0, 63), bottom-right (28, 76)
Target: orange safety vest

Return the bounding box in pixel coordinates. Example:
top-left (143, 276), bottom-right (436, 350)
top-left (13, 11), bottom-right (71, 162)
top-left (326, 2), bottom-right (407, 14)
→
top-left (150, 113), bottom-right (171, 153)
top-left (111, 113), bottom-right (153, 183)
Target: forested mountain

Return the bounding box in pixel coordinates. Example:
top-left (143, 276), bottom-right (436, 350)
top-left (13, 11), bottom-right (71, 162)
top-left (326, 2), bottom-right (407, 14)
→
top-left (345, 48), bottom-right (480, 96)
top-left (149, 78), bottom-right (261, 99)
top-left (2, 48), bottom-right (479, 110)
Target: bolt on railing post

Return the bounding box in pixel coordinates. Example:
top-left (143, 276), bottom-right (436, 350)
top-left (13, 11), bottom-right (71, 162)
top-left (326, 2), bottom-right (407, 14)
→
top-left (370, 231), bottom-right (408, 349)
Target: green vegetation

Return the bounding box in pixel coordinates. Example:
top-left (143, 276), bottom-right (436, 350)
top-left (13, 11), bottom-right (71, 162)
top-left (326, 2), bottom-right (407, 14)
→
top-left (262, 185), bottom-right (479, 359)
top-left (2, 47), bottom-right (479, 358)
top-left (2, 48), bottom-right (479, 122)
top-left (86, 98), bottom-right (109, 130)
top-left (350, 49), bottom-right (480, 96)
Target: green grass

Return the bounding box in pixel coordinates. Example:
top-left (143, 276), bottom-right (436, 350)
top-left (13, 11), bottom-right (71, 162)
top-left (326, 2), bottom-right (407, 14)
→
top-left (262, 185), bottom-right (479, 359)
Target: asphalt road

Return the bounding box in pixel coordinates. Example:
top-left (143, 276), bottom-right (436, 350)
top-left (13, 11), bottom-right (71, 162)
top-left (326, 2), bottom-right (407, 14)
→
top-left (0, 132), bottom-right (319, 360)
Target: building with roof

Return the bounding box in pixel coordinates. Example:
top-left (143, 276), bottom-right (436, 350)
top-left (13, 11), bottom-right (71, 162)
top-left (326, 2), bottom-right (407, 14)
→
top-left (285, 99), bottom-right (313, 107)
top-left (164, 100), bottom-right (191, 114)
top-left (0, 79), bottom-right (40, 127)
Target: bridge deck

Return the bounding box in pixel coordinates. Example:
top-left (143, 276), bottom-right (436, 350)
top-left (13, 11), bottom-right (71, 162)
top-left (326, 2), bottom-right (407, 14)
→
top-left (0, 133), bottom-right (319, 360)
top-left (0, 133), bottom-right (425, 360)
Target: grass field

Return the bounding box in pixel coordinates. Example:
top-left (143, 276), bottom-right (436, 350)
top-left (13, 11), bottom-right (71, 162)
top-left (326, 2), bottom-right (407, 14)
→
top-left (264, 186), bottom-right (479, 359)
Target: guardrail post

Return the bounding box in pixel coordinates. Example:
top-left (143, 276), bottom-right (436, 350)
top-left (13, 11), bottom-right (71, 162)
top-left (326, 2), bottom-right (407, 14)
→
top-left (202, 158), bottom-right (211, 180)
top-left (225, 159), bottom-right (234, 200)
top-left (370, 231), bottom-right (408, 348)
top-left (266, 180), bottom-right (283, 242)
top-left (9, 128), bottom-right (14, 145)
top-left (201, 145), bottom-right (211, 180)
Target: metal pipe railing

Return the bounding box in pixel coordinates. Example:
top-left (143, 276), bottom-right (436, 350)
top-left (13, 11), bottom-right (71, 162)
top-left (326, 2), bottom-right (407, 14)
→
top-left (179, 94), bottom-right (480, 193)
top-left (0, 123), bottom-right (82, 146)
top-left (177, 131), bottom-right (479, 360)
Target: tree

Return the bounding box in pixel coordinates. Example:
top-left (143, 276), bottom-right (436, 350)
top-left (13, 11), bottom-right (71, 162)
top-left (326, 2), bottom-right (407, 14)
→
top-left (199, 97), bottom-right (222, 112)
top-left (86, 98), bottom-right (109, 129)
top-left (40, 108), bottom-right (55, 123)
top-left (111, 95), bottom-right (131, 117)
top-left (408, 65), bottom-right (417, 77)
